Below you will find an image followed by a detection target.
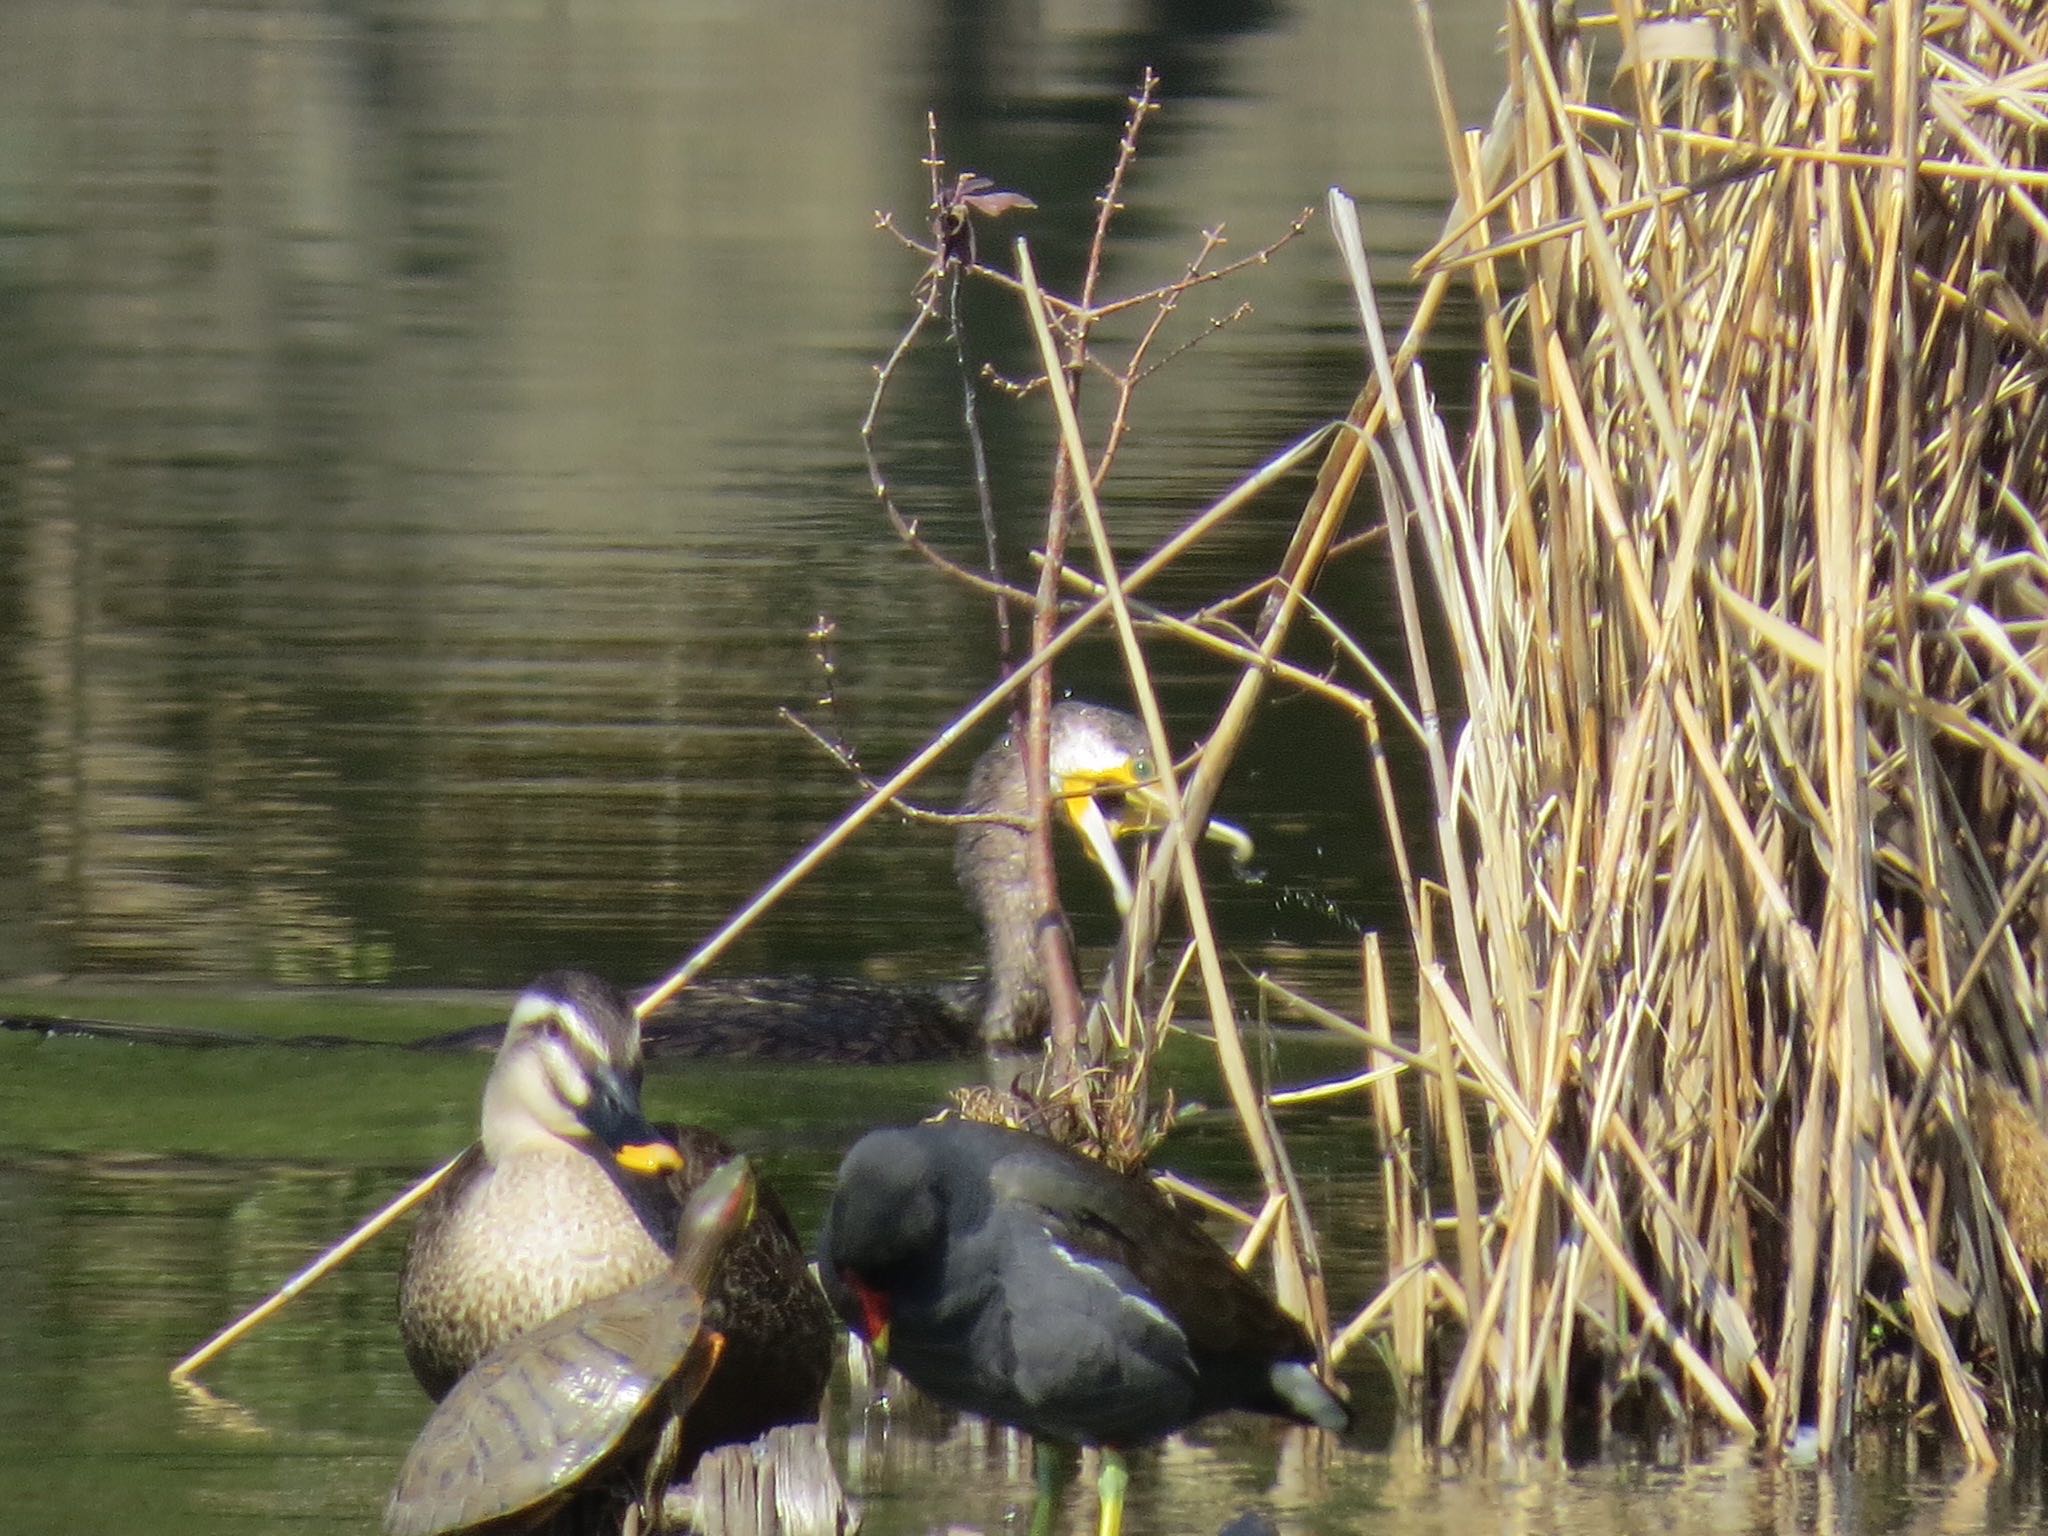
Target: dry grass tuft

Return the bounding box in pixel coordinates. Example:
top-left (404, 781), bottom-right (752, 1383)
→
top-left (1977, 1081), bottom-right (2048, 1277)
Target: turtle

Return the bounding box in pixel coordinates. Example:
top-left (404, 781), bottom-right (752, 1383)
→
top-left (384, 1155), bottom-right (757, 1536)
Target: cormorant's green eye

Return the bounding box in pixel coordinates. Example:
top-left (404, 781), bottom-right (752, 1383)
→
top-left (1132, 757), bottom-right (1153, 781)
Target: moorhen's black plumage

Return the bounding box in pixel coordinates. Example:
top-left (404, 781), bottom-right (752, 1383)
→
top-left (817, 1119), bottom-right (1348, 1534)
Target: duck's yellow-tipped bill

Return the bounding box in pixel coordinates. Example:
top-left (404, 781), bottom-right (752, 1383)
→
top-left (615, 1140), bottom-right (686, 1175)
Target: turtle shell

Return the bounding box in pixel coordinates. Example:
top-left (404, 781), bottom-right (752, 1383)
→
top-left (385, 1158), bottom-right (753, 1536)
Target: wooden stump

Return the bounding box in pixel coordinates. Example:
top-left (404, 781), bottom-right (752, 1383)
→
top-left (663, 1423), bottom-right (859, 1536)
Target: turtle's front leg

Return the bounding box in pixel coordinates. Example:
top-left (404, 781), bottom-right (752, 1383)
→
top-left (632, 1413), bottom-right (683, 1534)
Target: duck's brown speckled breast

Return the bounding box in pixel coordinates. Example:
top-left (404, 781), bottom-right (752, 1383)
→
top-left (397, 1141), bottom-right (672, 1401)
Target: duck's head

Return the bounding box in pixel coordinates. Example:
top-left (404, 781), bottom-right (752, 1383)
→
top-left (480, 970), bottom-right (683, 1175)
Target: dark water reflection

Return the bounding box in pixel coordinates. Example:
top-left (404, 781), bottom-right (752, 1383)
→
top-left (0, 0), bottom-right (1500, 1000)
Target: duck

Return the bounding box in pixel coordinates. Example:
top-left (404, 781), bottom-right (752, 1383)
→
top-left (407, 702), bottom-right (1251, 1062)
top-left (816, 1118), bottom-right (1349, 1536)
top-left (397, 969), bottom-right (836, 1474)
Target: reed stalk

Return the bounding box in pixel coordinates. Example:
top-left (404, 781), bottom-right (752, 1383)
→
top-left (1326, 0), bottom-right (2048, 1457)
top-left (853, 15), bottom-right (2048, 1454)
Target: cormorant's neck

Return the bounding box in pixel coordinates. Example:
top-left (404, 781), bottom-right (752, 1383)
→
top-left (955, 733), bottom-right (1049, 1046)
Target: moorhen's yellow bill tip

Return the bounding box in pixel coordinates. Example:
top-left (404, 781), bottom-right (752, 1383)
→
top-left (848, 1276), bottom-right (893, 1359)
top-left (615, 1140), bottom-right (685, 1175)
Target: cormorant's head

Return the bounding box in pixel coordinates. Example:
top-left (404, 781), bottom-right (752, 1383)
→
top-left (1046, 702), bottom-right (1254, 914)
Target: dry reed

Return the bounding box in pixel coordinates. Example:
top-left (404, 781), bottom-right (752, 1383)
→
top-left (839, 0), bottom-right (2048, 1462)
top-left (1320, 0), bottom-right (2048, 1461)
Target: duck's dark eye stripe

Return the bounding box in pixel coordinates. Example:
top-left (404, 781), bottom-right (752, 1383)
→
top-left (549, 1003), bottom-right (608, 1061)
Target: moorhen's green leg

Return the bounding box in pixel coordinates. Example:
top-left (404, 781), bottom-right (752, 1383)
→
top-left (1095, 1450), bottom-right (1130, 1536)
top-left (1032, 1441), bottom-right (1081, 1536)
top-left (1029, 1442), bottom-right (1067, 1536)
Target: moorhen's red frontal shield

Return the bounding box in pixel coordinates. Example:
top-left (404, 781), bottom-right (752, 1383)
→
top-left (817, 1119), bottom-right (1350, 1451)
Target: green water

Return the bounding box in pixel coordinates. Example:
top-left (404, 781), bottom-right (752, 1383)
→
top-left (0, 988), bottom-right (1388, 1536)
top-left (5, 992), bottom-right (2044, 1535)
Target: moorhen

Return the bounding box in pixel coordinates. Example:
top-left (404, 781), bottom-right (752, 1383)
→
top-left (817, 1118), bottom-right (1349, 1535)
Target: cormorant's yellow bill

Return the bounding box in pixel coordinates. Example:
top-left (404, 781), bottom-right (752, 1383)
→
top-left (1057, 758), bottom-right (1254, 916)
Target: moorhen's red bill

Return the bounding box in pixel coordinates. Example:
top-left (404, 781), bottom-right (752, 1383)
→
top-left (818, 1119), bottom-right (1348, 1480)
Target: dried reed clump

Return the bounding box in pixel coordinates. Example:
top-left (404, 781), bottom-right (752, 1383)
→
top-left (1344, 0), bottom-right (2048, 1461)
top-left (828, 8), bottom-right (2048, 1463)
top-left (1975, 1082), bottom-right (2048, 1278)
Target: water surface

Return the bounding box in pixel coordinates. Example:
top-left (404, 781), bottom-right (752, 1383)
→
top-left (8, 1004), bottom-right (2042, 1536)
top-left (0, 0), bottom-right (1501, 997)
